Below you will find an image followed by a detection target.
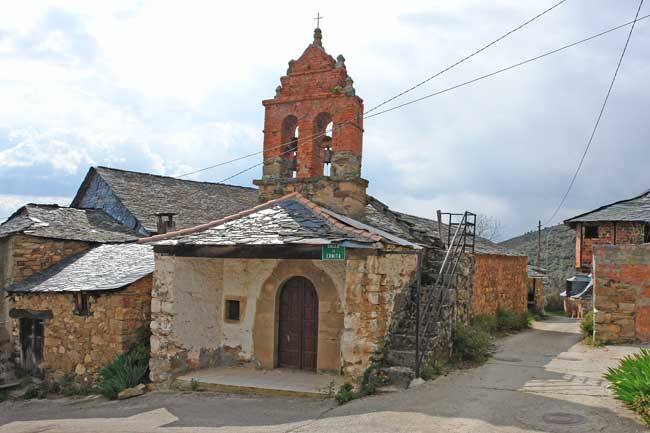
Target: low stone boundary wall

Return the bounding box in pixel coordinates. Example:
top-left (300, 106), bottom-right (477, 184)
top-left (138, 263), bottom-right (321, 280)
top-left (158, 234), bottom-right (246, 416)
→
top-left (593, 244), bottom-right (650, 343)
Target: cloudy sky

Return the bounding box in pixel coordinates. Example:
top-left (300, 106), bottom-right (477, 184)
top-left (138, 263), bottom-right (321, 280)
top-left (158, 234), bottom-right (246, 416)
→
top-left (0, 0), bottom-right (648, 239)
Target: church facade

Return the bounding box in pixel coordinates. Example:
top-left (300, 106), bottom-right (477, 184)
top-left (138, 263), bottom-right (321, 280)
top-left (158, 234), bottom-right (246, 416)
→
top-left (144, 28), bottom-right (423, 381)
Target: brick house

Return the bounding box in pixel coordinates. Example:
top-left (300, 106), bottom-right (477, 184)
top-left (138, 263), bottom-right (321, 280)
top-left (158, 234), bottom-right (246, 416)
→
top-left (139, 27), bottom-right (528, 384)
top-left (563, 189), bottom-right (650, 316)
top-left (565, 189), bottom-right (650, 273)
top-left (563, 190), bottom-right (650, 342)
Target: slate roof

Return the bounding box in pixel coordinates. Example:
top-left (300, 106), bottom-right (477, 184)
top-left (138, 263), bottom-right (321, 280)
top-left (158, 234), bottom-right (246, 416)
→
top-left (6, 243), bottom-right (154, 293)
top-left (528, 265), bottom-right (547, 279)
top-left (72, 166), bottom-right (259, 232)
top-left (565, 189), bottom-right (650, 226)
top-left (0, 204), bottom-right (140, 243)
top-left (364, 196), bottom-right (519, 255)
top-left (142, 193), bottom-right (419, 249)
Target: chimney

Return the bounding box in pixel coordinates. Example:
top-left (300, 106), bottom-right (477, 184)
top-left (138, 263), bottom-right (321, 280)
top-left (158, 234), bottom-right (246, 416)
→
top-left (155, 212), bottom-right (177, 234)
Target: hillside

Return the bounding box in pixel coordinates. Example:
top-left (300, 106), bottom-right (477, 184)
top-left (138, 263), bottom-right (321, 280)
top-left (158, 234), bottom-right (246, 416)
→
top-left (500, 224), bottom-right (576, 310)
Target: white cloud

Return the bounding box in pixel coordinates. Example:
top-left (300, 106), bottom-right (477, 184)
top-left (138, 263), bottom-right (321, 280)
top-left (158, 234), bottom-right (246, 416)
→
top-left (0, 0), bottom-right (649, 238)
top-left (0, 193), bottom-right (71, 221)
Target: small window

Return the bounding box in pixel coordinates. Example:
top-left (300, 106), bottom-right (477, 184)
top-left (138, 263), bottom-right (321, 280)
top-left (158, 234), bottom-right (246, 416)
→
top-left (225, 300), bottom-right (241, 322)
top-left (584, 226), bottom-right (599, 239)
top-left (74, 293), bottom-right (91, 316)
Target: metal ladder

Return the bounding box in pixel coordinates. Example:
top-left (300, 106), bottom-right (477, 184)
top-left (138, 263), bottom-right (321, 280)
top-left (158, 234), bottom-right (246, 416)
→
top-left (415, 211), bottom-right (476, 376)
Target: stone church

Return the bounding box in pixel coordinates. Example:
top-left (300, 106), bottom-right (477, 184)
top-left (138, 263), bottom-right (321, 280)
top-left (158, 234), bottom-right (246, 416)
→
top-left (140, 27), bottom-right (529, 383)
top-left (0, 26), bottom-right (529, 387)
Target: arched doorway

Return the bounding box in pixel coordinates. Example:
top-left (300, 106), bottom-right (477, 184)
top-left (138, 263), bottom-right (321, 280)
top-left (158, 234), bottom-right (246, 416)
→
top-left (277, 276), bottom-right (318, 370)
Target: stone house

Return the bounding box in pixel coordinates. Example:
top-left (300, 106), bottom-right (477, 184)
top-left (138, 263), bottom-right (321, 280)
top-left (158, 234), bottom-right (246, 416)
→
top-left (0, 205), bottom-right (140, 384)
top-left (6, 244), bottom-right (154, 382)
top-left (0, 168), bottom-right (263, 384)
top-left (527, 265), bottom-right (546, 313)
top-left (139, 27), bottom-right (529, 383)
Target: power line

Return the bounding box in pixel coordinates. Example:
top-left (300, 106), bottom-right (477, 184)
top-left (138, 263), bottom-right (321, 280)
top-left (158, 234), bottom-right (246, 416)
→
top-left (543, 0), bottom-right (645, 226)
top-left (364, 0), bottom-right (568, 115)
top-left (218, 13), bottom-right (650, 183)
top-left (178, 2), bottom-right (568, 179)
top-left (364, 12), bottom-right (650, 120)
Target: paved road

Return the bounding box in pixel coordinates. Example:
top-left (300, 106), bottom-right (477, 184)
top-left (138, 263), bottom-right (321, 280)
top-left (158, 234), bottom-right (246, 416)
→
top-left (1, 317), bottom-right (647, 432)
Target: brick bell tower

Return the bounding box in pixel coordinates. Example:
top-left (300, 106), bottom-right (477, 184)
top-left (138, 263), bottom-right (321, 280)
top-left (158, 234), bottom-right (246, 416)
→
top-left (253, 26), bottom-right (368, 218)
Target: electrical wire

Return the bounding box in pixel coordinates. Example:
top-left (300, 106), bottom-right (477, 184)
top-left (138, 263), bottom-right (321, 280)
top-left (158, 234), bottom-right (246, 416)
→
top-left (178, 1), bottom-right (569, 179)
top-left (542, 0), bottom-right (645, 226)
top-left (218, 13), bottom-right (650, 183)
top-left (364, 0), bottom-right (568, 115)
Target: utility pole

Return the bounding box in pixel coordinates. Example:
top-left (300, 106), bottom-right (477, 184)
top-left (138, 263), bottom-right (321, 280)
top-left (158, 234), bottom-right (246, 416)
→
top-left (536, 220), bottom-right (542, 267)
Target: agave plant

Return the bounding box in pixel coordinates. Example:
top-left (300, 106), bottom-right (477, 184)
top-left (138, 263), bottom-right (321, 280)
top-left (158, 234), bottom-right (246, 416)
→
top-left (605, 349), bottom-right (650, 425)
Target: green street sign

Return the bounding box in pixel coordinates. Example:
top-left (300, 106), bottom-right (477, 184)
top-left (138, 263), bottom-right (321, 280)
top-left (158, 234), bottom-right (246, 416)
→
top-left (322, 244), bottom-right (346, 260)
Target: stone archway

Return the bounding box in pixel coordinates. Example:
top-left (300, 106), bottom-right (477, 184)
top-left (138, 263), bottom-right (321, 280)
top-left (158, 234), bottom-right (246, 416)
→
top-left (252, 260), bottom-right (343, 372)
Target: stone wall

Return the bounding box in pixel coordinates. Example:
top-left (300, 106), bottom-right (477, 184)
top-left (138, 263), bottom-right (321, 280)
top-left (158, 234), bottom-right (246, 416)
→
top-left (593, 243), bottom-right (650, 343)
top-left (575, 221), bottom-right (646, 272)
top-left (470, 253), bottom-right (528, 315)
top-left (149, 249), bottom-right (417, 383)
top-left (9, 275), bottom-right (152, 383)
top-left (1, 234), bottom-right (89, 383)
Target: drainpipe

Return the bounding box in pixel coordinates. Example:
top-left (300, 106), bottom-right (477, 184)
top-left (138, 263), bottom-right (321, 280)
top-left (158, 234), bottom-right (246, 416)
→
top-left (414, 249), bottom-right (424, 378)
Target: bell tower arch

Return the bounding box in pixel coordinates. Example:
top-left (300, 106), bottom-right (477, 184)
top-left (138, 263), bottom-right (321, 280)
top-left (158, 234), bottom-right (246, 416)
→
top-left (253, 27), bottom-right (368, 218)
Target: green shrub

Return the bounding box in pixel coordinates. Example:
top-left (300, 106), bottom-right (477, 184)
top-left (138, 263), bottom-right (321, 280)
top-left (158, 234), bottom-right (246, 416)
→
top-left (96, 343), bottom-right (149, 399)
top-left (358, 365), bottom-right (388, 396)
top-left (471, 314), bottom-right (497, 333)
top-left (452, 323), bottom-right (493, 362)
top-left (190, 378), bottom-right (200, 391)
top-left (335, 383), bottom-right (355, 405)
top-left (23, 381), bottom-right (49, 400)
top-left (605, 349), bottom-right (650, 426)
top-left (420, 359), bottom-right (444, 381)
top-left (497, 308), bottom-right (530, 332)
top-left (581, 311), bottom-right (594, 338)
top-left (0, 390), bottom-right (8, 402)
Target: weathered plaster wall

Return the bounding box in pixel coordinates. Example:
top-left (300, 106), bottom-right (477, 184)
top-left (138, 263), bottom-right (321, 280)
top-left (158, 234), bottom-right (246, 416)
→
top-left (76, 173), bottom-right (148, 235)
top-left (149, 250), bottom-right (417, 383)
top-left (471, 253), bottom-right (528, 315)
top-left (9, 275), bottom-right (152, 383)
top-left (593, 243), bottom-right (650, 343)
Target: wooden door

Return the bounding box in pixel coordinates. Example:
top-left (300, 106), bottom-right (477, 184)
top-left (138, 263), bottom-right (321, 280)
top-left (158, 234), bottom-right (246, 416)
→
top-left (20, 318), bottom-right (44, 376)
top-left (278, 277), bottom-right (318, 370)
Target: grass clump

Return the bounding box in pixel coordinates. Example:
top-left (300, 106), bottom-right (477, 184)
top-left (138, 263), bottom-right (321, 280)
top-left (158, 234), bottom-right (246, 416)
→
top-left (420, 359), bottom-right (444, 381)
top-left (471, 314), bottom-right (497, 333)
top-left (334, 363), bottom-right (389, 404)
top-left (335, 383), bottom-right (355, 404)
top-left (605, 349), bottom-right (650, 426)
top-left (0, 389), bottom-right (7, 402)
top-left (581, 311), bottom-right (594, 338)
top-left (496, 308), bottom-right (531, 332)
top-left (96, 342), bottom-right (149, 399)
top-left (452, 323), bottom-right (494, 362)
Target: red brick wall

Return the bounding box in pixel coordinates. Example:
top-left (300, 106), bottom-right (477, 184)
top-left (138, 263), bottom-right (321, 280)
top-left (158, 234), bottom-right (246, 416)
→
top-left (261, 42), bottom-right (363, 179)
top-left (593, 243), bottom-right (650, 343)
top-left (575, 222), bottom-right (646, 271)
top-left (471, 254), bottom-right (528, 315)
